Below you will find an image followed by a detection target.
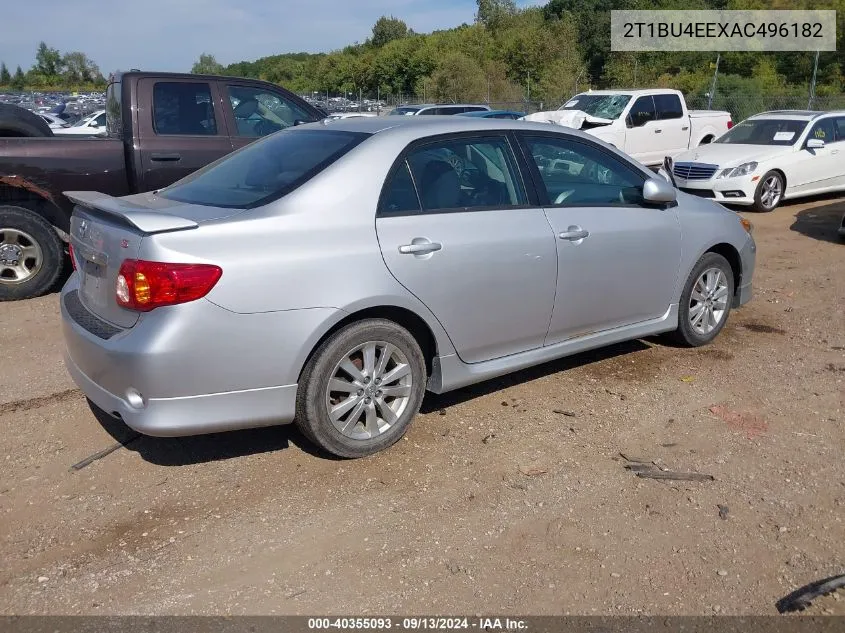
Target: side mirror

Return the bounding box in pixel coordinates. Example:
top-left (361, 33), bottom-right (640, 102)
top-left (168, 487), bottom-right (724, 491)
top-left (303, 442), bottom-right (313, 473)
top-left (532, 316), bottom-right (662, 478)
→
top-left (643, 177), bottom-right (677, 204)
top-left (89, 121), bottom-right (98, 128)
top-left (806, 138), bottom-right (824, 149)
top-left (625, 114), bottom-right (633, 128)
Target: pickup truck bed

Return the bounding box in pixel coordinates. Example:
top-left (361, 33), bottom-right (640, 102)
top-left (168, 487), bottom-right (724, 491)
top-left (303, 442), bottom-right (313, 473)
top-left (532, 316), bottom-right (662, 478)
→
top-left (0, 70), bottom-right (324, 300)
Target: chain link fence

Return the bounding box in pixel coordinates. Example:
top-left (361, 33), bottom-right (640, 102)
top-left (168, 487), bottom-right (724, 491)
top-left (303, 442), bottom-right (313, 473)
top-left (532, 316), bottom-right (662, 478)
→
top-left (686, 91), bottom-right (845, 122)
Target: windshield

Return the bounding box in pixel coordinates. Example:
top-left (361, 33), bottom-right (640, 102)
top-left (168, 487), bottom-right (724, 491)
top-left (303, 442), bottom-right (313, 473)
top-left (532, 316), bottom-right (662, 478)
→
top-left (388, 107), bottom-right (421, 116)
top-left (716, 119), bottom-right (808, 145)
top-left (559, 94), bottom-right (631, 119)
top-left (72, 112), bottom-right (100, 127)
top-left (159, 129), bottom-right (369, 209)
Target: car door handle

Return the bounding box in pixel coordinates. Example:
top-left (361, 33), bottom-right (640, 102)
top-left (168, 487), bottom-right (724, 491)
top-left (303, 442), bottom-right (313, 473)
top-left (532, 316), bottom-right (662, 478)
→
top-left (681, 126), bottom-right (689, 131)
top-left (399, 241), bottom-right (442, 255)
top-left (559, 228), bottom-right (590, 241)
top-left (832, 149), bottom-right (840, 155)
top-left (654, 129), bottom-right (663, 133)
top-left (150, 152), bottom-right (182, 162)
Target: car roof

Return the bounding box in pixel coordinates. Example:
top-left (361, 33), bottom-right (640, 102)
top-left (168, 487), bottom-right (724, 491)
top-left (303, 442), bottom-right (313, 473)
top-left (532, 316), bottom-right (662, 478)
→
top-left (573, 89), bottom-right (680, 97)
top-left (392, 104), bottom-right (491, 110)
top-left (300, 114), bottom-right (603, 141)
top-left (749, 110), bottom-right (845, 121)
top-left (459, 110), bottom-right (525, 118)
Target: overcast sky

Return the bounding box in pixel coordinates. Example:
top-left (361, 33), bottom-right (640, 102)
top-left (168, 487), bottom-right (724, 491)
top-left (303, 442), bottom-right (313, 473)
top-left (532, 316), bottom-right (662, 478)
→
top-left (2, 0), bottom-right (545, 74)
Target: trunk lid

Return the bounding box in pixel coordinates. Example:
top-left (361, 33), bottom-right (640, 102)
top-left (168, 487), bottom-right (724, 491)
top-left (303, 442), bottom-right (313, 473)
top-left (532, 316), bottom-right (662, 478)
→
top-left (65, 191), bottom-right (241, 328)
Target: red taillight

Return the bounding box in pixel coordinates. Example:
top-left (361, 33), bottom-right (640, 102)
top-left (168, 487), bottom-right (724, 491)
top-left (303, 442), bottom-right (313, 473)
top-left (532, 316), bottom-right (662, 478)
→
top-left (115, 259), bottom-right (222, 312)
top-left (727, 120), bottom-right (734, 129)
top-left (68, 243), bottom-right (77, 271)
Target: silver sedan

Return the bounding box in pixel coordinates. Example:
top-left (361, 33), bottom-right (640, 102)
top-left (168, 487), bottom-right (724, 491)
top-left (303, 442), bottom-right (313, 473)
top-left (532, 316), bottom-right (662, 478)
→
top-left (61, 117), bottom-right (756, 458)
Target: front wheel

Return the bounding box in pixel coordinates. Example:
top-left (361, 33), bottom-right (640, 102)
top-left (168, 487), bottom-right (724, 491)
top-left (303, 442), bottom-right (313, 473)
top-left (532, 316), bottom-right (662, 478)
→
top-left (751, 170), bottom-right (784, 212)
top-left (670, 252), bottom-right (734, 347)
top-left (0, 205), bottom-right (65, 301)
top-left (295, 319), bottom-right (427, 458)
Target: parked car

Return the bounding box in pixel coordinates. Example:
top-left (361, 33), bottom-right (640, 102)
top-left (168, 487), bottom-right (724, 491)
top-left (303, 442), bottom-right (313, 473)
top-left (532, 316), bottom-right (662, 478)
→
top-left (458, 110), bottom-right (526, 120)
top-left (53, 110), bottom-right (107, 136)
top-left (324, 113), bottom-right (379, 122)
top-left (38, 113), bottom-right (71, 130)
top-left (388, 104), bottom-right (491, 116)
top-left (0, 70), bottom-right (325, 300)
top-left (60, 117), bottom-right (756, 459)
top-left (659, 110), bottom-right (845, 213)
top-left (523, 89), bottom-right (732, 167)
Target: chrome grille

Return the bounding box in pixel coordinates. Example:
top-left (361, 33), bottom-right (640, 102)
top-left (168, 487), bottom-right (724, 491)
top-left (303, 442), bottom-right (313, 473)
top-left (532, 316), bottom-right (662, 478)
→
top-left (673, 162), bottom-right (718, 181)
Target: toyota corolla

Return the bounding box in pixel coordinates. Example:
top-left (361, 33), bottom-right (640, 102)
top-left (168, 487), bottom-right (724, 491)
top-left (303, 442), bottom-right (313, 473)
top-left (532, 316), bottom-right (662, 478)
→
top-left (60, 116), bottom-right (756, 458)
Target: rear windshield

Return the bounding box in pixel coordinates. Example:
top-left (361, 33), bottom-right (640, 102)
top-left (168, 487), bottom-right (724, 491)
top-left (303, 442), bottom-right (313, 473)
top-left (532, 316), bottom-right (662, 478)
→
top-left (159, 129), bottom-right (369, 208)
top-left (106, 80), bottom-right (122, 137)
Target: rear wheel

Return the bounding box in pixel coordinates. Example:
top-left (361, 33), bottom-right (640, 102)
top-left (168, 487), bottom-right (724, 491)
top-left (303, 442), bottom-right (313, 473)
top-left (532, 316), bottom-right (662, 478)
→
top-left (751, 170), bottom-right (784, 212)
top-left (295, 319), bottom-right (427, 458)
top-left (0, 206), bottom-right (65, 301)
top-left (670, 252), bottom-right (734, 347)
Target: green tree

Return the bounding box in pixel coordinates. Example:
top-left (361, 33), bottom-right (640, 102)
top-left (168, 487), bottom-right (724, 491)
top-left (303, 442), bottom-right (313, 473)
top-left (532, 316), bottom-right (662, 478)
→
top-left (61, 51), bottom-right (102, 84)
top-left (429, 52), bottom-right (487, 102)
top-left (371, 16), bottom-right (409, 48)
top-left (191, 53), bottom-right (224, 75)
top-left (475, 0), bottom-right (518, 30)
top-left (0, 63), bottom-right (10, 85)
top-left (34, 41), bottom-right (62, 77)
top-left (11, 66), bottom-right (25, 90)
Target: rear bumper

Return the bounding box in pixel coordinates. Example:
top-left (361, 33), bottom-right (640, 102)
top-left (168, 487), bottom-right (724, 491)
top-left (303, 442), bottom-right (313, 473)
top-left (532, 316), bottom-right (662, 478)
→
top-left (60, 275), bottom-right (338, 437)
top-left (64, 350), bottom-right (298, 436)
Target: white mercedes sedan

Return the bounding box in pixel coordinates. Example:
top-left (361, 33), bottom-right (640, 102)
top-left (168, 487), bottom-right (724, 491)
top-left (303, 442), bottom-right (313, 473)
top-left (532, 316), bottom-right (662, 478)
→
top-left (660, 110), bottom-right (845, 212)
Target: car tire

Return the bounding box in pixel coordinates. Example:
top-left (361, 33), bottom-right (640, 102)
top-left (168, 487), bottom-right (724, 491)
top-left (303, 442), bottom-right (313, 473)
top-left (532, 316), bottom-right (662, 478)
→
top-left (669, 252), bottom-right (734, 347)
top-left (295, 318), bottom-right (427, 458)
top-left (751, 170), bottom-right (784, 212)
top-left (0, 104), bottom-right (54, 138)
top-left (0, 205), bottom-right (65, 301)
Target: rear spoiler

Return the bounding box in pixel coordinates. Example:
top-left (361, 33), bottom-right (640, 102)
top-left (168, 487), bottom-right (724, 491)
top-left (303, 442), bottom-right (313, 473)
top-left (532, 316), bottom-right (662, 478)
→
top-left (63, 191), bottom-right (198, 234)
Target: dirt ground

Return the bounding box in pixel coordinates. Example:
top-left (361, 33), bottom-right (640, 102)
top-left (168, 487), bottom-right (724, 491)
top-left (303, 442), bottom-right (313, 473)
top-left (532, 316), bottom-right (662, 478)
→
top-left (0, 196), bottom-right (843, 616)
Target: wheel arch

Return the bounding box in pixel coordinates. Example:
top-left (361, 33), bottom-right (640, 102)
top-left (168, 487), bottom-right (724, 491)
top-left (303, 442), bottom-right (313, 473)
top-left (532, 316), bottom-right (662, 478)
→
top-left (705, 242), bottom-right (742, 297)
top-left (0, 178), bottom-right (69, 235)
top-left (296, 304), bottom-right (445, 384)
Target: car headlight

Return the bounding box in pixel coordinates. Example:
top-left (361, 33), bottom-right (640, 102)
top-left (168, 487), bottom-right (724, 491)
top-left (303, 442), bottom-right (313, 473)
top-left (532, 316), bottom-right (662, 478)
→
top-left (718, 162), bottom-right (758, 178)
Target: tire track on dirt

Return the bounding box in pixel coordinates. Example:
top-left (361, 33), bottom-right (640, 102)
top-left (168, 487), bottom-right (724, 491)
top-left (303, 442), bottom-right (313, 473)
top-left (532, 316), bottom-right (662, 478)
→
top-left (0, 388), bottom-right (82, 416)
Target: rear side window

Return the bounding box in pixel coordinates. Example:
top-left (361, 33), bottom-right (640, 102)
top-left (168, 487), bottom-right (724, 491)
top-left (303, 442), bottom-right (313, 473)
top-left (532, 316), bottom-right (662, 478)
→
top-left (654, 94), bottom-right (683, 120)
top-left (153, 82), bottom-right (218, 135)
top-left (834, 117), bottom-right (845, 142)
top-left (159, 129), bottom-right (368, 208)
top-left (106, 80), bottom-right (122, 137)
top-left (379, 161), bottom-right (421, 215)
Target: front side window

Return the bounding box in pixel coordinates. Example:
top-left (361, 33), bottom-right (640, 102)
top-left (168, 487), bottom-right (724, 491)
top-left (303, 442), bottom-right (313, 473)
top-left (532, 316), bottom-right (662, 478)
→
top-left (159, 129), bottom-right (368, 208)
top-left (153, 82), bottom-right (217, 135)
top-left (228, 85), bottom-right (316, 137)
top-left (393, 136), bottom-right (526, 212)
top-left (523, 135), bottom-right (645, 206)
top-left (654, 94), bottom-right (683, 120)
top-left (629, 96), bottom-right (656, 126)
top-left (379, 161), bottom-right (420, 215)
top-left (807, 118), bottom-right (836, 145)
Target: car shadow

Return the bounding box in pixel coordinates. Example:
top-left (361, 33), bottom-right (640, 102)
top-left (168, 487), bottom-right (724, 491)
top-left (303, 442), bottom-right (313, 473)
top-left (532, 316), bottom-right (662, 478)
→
top-left (89, 339), bottom-right (653, 466)
top-left (89, 400), bottom-right (339, 467)
top-left (420, 339), bottom-right (652, 412)
top-left (789, 200), bottom-right (845, 244)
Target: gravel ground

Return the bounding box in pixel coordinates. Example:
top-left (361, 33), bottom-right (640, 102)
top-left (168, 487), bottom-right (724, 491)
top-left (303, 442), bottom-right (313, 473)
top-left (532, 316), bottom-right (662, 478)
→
top-left (0, 196), bottom-right (843, 616)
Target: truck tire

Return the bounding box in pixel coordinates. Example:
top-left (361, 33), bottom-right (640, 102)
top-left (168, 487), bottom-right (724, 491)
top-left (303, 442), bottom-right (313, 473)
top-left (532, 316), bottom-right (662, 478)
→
top-left (0, 104), bottom-right (54, 138)
top-left (0, 206), bottom-right (65, 301)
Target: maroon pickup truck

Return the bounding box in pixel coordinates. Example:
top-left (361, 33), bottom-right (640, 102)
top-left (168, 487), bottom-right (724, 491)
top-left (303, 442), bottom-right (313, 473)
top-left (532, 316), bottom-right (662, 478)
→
top-left (0, 71), bottom-right (325, 300)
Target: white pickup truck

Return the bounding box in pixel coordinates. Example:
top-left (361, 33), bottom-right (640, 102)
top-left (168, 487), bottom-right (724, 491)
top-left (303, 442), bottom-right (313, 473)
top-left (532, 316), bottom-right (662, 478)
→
top-left (523, 89), bottom-right (733, 167)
